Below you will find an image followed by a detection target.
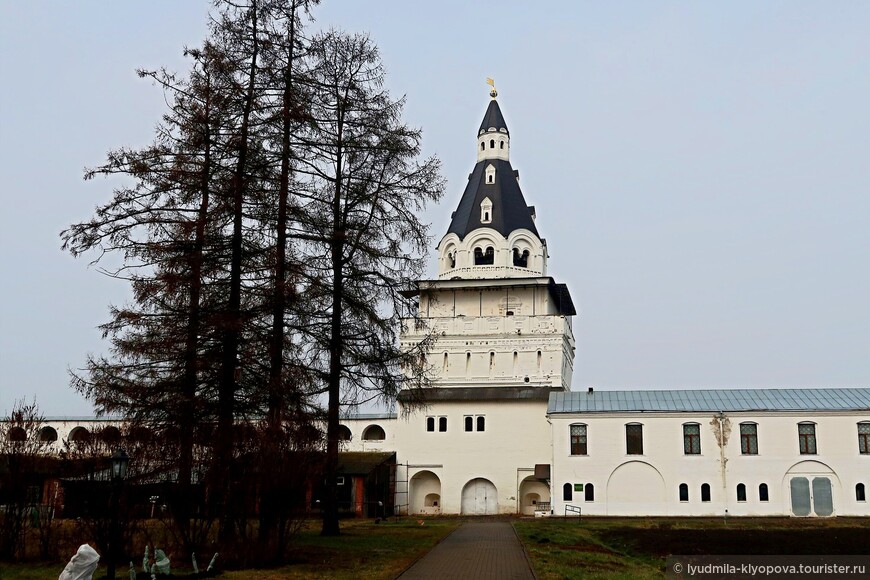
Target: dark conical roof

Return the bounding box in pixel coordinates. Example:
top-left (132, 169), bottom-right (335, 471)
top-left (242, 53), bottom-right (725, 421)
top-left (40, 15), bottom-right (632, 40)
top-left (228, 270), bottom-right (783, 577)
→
top-left (446, 159), bottom-right (537, 239)
top-left (478, 99), bottom-right (509, 135)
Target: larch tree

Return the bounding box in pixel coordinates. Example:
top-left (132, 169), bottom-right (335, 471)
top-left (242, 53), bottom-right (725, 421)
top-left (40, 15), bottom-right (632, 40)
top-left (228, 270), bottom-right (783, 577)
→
top-left (293, 30), bottom-right (445, 536)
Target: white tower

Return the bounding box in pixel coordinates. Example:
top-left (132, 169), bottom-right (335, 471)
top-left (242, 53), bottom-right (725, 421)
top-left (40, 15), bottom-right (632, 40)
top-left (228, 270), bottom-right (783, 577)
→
top-left (393, 87), bottom-right (576, 516)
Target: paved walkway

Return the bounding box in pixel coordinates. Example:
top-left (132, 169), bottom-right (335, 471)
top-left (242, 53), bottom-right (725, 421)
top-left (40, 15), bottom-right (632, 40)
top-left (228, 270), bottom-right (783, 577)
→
top-left (398, 521), bottom-right (536, 580)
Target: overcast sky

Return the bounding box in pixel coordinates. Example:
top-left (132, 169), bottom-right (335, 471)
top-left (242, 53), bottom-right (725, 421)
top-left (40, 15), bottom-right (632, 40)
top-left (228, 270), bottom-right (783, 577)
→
top-left (2, 1), bottom-right (869, 416)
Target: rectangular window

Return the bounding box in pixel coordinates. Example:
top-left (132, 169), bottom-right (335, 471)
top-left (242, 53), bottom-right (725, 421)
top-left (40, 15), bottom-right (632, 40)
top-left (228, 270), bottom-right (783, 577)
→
top-left (740, 423), bottom-right (758, 455)
top-left (426, 417), bottom-right (435, 432)
top-left (464, 416), bottom-right (473, 432)
top-left (570, 424), bottom-right (587, 455)
top-left (626, 424), bottom-right (643, 455)
top-left (859, 423), bottom-right (870, 454)
top-left (798, 423), bottom-right (817, 454)
top-left (477, 416), bottom-right (485, 432)
top-left (683, 423), bottom-right (701, 455)
top-left (439, 416), bottom-right (447, 432)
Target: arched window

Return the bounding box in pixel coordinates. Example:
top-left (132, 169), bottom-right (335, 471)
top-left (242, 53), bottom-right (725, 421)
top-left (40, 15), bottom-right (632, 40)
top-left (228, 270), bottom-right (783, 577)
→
top-left (512, 248), bottom-right (529, 268)
top-left (39, 426), bottom-right (58, 443)
top-left (7, 426), bottom-right (26, 442)
top-left (465, 416), bottom-right (473, 432)
top-left (585, 483), bottom-right (594, 502)
top-left (625, 423), bottom-right (643, 455)
top-left (858, 422), bottom-right (870, 454)
top-left (439, 417), bottom-right (447, 432)
top-left (679, 483), bottom-right (689, 502)
top-left (740, 422), bottom-right (758, 455)
top-left (427, 417), bottom-right (435, 432)
top-left (759, 483), bottom-right (769, 502)
top-left (362, 425), bottom-right (386, 441)
top-left (500, 140), bottom-right (505, 150)
top-left (130, 426), bottom-right (153, 442)
top-left (683, 423), bottom-right (701, 455)
top-left (480, 142), bottom-right (485, 151)
top-left (736, 483), bottom-right (747, 502)
top-left (490, 139), bottom-right (495, 149)
top-left (99, 426), bottom-right (121, 444)
top-left (69, 426), bottom-right (90, 443)
top-left (798, 422), bottom-right (817, 454)
top-left (857, 483), bottom-right (866, 502)
top-left (474, 247), bottom-right (494, 265)
top-left (336, 425), bottom-right (352, 441)
top-left (701, 483), bottom-right (711, 502)
top-left (563, 482), bottom-right (572, 501)
top-left (477, 416), bottom-right (485, 432)
top-left (570, 424), bottom-right (587, 455)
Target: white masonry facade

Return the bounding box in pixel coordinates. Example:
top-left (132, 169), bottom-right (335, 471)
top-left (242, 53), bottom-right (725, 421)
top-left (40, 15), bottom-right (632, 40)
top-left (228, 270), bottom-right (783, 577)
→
top-left (24, 96), bottom-right (870, 518)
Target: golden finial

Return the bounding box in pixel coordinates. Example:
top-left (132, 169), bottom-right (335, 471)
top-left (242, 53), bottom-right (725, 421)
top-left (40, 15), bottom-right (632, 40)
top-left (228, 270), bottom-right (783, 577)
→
top-left (486, 77), bottom-right (497, 99)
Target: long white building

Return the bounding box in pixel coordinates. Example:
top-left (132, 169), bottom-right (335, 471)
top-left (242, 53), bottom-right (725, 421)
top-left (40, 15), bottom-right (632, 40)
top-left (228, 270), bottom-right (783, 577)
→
top-left (18, 93), bottom-right (870, 518)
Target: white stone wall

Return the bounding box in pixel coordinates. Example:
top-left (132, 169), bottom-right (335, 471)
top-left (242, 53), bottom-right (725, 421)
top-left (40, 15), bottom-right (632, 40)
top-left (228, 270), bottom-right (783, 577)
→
top-left (550, 410), bottom-right (870, 517)
top-left (393, 399), bottom-right (552, 515)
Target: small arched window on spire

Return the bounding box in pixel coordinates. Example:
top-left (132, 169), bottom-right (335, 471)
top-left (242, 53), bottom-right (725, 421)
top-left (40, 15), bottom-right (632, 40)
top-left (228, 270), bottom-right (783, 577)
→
top-left (480, 196), bottom-right (493, 223)
top-left (485, 165), bottom-right (496, 186)
top-left (480, 142), bottom-right (485, 151)
top-left (490, 139), bottom-right (495, 149)
top-left (513, 248), bottom-right (529, 268)
top-left (448, 252), bottom-right (455, 268)
top-left (500, 140), bottom-right (505, 150)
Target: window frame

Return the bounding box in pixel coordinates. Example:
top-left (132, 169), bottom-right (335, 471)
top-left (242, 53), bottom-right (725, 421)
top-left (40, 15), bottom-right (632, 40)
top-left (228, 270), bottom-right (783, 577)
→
top-left (740, 422), bottom-right (758, 455)
top-left (736, 483), bottom-right (747, 502)
top-left (438, 416), bottom-right (447, 432)
top-left (563, 482), bottom-right (573, 501)
top-left (426, 417), bottom-right (435, 432)
top-left (858, 422), bottom-right (870, 455)
top-left (857, 483), bottom-right (866, 502)
top-left (683, 422), bottom-right (701, 455)
top-left (625, 423), bottom-right (643, 455)
top-left (798, 422), bottom-right (817, 455)
top-left (701, 483), bottom-right (711, 502)
top-left (679, 483), bottom-right (689, 502)
top-left (584, 483), bottom-right (594, 502)
top-left (570, 423), bottom-right (588, 456)
top-left (477, 416), bottom-right (485, 432)
top-left (759, 483), bottom-right (769, 502)
top-left (464, 416), bottom-right (473, 432)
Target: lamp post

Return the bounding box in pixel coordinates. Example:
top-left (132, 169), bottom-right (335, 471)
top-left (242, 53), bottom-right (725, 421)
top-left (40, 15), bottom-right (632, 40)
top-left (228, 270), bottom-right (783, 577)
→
top-left (107, 448), bottom-right (129, 580)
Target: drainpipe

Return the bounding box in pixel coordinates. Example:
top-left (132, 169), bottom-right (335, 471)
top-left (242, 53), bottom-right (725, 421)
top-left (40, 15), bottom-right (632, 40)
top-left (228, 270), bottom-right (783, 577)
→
top-left (715, 411), bottom-right (730, 517)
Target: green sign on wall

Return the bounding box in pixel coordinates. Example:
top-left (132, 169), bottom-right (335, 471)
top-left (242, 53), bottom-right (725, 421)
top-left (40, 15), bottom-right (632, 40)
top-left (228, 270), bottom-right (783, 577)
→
top-left (574, 483), bottom-right (584, 492)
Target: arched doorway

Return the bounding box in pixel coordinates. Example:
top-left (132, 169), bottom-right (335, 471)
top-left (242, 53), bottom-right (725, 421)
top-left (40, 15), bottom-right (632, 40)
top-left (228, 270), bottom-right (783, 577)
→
top-left (519, 475), bottom-right (550, 515)
top-left (410, 470), bottom-right (441, 515)
top-left (606, 461), bottom-right (666, 515)
top-left (461, 478), bottom-right (498, 515)
top-left (784, 460), bottom-right (839, 517)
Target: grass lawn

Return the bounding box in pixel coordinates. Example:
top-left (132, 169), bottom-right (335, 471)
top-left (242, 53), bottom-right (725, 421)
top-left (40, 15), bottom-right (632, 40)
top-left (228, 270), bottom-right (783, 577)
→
top-left (514, 517), bottom-right (870, 580)
top-left (0, 518), bottom-right (459, 580)
top-left (221, 518), bottom-right (460, 580)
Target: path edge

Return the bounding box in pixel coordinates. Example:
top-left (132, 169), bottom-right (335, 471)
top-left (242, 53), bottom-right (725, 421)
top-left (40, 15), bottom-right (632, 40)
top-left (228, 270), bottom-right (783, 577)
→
top-left (393, 521), bottom-right (465, 579)
top-left (512, 519), bottom-right (540, 580)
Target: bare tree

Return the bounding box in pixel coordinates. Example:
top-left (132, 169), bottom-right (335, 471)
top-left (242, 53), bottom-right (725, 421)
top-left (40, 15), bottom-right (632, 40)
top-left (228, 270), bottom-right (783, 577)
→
top-left (294, 30), bottom-right (445, 535)
top-left (0, 399), bottom-right (50, 560)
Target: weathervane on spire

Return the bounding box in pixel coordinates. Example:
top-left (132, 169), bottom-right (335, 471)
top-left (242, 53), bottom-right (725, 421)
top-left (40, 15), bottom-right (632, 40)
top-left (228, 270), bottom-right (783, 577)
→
top-left (486, 77), bottom-right (497, 99)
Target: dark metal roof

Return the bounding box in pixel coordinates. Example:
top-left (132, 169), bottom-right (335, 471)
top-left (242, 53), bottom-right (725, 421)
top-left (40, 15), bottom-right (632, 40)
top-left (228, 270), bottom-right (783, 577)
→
top-left (548, 388), bottom-right (870, 414)
top-left (446, 159), bottom-right (537, 240)
top-left (479, 99), bottom-right (509, 135)
top-left (399, 386), bottom-right (555, 403)
top-left (336, 452), bottom-right (395, 475)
